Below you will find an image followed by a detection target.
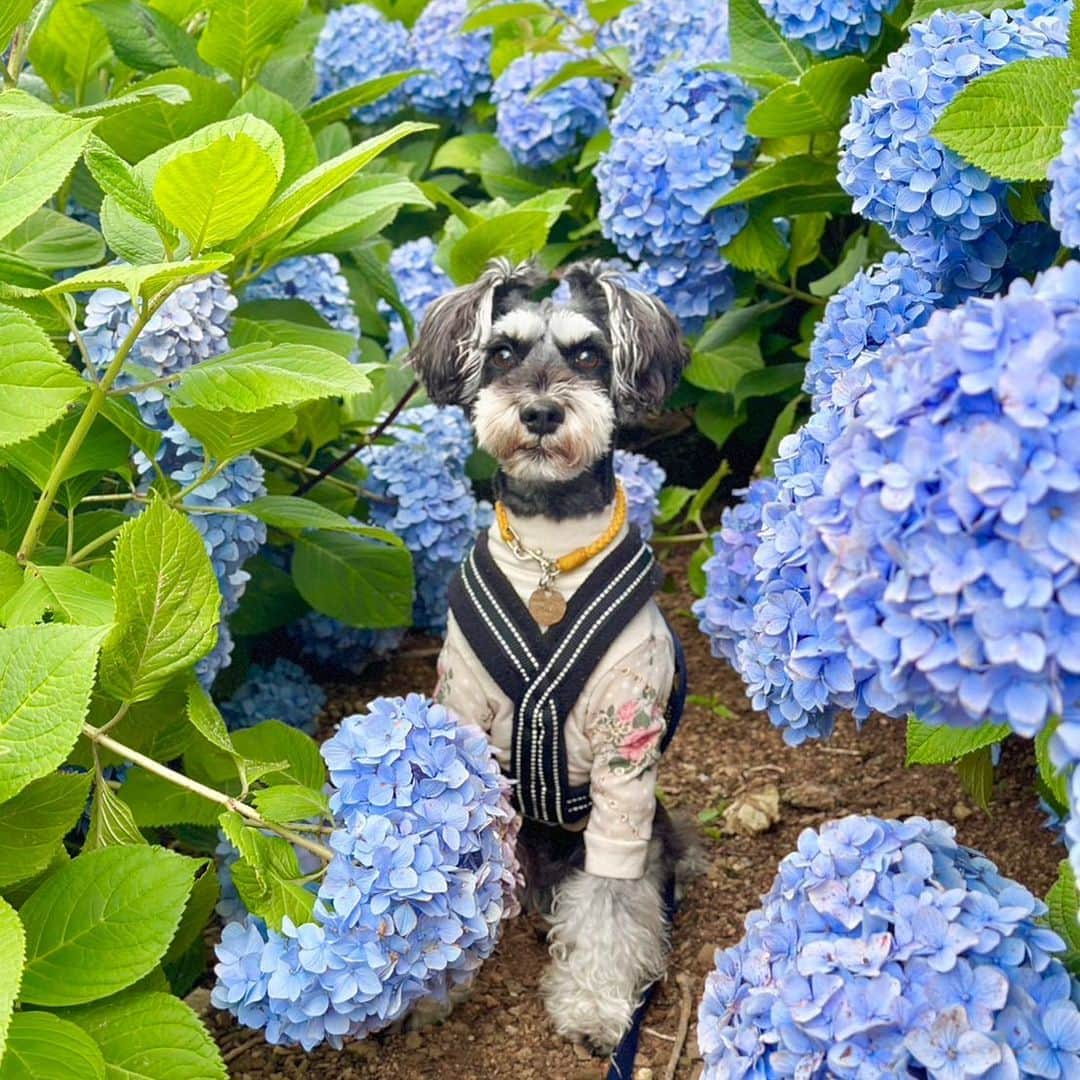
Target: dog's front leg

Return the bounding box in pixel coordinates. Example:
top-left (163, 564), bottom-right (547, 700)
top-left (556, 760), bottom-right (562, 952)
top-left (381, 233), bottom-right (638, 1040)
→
top-left (540, 864), bottom-right (668, 1055)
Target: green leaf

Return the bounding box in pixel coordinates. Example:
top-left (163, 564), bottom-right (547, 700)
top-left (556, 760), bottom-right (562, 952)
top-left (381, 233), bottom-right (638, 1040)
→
top-left (85, 770), bottom-right (146, 851)
top-left (906, 0), bottom-right (1013, 24)
top-left (254, 784), bottom-right (330, 824)
top-left (462, 1), bottom-right (551, 29)
top-left (99, 397), bottom-right (163, 461)
top-left (905, 716), bottom-right (1011, 766)
top-left (99, 499), bottom-right (220, 704)
top-left (229, 721), bottom-right (324, 790)
top-left (117, 768), bottom-right (221, 828)
top-left (934, 59), bottom-right (1080, 182)
top-left (170, 344), bottom-right (372, 413)
top-left (185, 679), bottom-right (235, 758)
top-left (0, 113), bottom-right (97, 242)
top-left (86, 0), bottom-right (186, 72)
top-left (447, 209), bottom-right (553, 282)
top-left (0, 1012), bottom-right (105, 1080)
top-left (0, 0), bottom-right (35, 52)
top-left (26, 0), bottom-right (110, 98)
top-left (292, 529), bottom-right (413, 629)
top-left (65, 990), bottom-right (226, 1080)
top-left (685, 331), bottom-right (763, 392)
top-left (45, 255), bottom-right (234, 301)
top-left (0, 625), bottom-right (105, 804)
top-left (1035, 717), bottom-right (1069, 811)
top-left (758, 394), bottom-right (804, 476)
top-left (19, 844), bottom-right (197, 1006)
top-left (1046, 861), bottom-right (1080, 976)
top-left (655, 485), bottom-right (695, 525)
top-left (83, 137), bottom-right (176, 240)
top-left (728, 0), bottom-right (812, 82)
top-left (0, 208), bottom-right (105, 272)
top-left (808, 234), bottom-right (869, 297)
top-left (431, 133), bottom-right (503, 173)
top-left (228, 84), bottom-right (317, 189)
top-left (747, 58), bottom-right (871, 136)
top-left (228, 555), bottom-right (307, 637)
top-left (1071, 0), bottom-right (1080, 57)
top-left (722, 212), bottom-right (789, 276)
top-left (716, 156), bottom-right (840, 207)
top-left (300, 70), bottom-right (422, 131)
top-left (531, 56), bottom-right (622, 95)
top-left (733, 363), bottom-right (805, 407)
top-left (686, 461), bottom-right (731, 530)
top-left (956, 745), bottom-right (995, 811)
top-left (697, 301), bottom-right (777, 352)
top-left (788, 213), bottom-right (827, 276)
top-left (70, 84), bottom-right (194, 120)
top-left (167, 403), bottom-right (294, 464)
top-left (246, 495), bottom-right (399, 536)
top-left (0, 896), bottom-right (23, 1066)
top-left (197, 0), bottom-right (304, 82)
top-left (164, 864), bottom-right (218, 966)
top-left (2, 566), bottom-right (114, 627)
top-left (694, 395), bottom-right (746, 449)
top-left (0, 305), bottom-right (87, 448)
top-left (0, 772), bottom-right (90, 889)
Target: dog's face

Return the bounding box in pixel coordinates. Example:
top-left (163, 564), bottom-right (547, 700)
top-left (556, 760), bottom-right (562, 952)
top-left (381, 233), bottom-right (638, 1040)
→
top-left (408, 259), bottom-right (688, 483)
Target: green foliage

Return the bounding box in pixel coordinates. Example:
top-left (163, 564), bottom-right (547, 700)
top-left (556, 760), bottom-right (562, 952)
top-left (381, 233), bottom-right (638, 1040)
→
top-left (1046, 861), bottom-right (1080, 976)
top-left (905, 716), bottom-right (1011, 766)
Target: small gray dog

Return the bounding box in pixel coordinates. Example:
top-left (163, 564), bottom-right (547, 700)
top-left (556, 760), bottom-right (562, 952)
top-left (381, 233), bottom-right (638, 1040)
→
top-left (409, 258), bottom-right (698, 1054)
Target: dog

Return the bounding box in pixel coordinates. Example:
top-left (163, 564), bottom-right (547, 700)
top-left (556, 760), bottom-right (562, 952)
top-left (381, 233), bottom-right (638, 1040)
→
top-left (408, 258), bottom-right (699, 1055)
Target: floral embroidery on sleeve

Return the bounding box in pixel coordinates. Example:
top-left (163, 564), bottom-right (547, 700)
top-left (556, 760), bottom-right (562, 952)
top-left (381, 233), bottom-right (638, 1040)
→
top-left (591, 684), bottom-right (666, 775)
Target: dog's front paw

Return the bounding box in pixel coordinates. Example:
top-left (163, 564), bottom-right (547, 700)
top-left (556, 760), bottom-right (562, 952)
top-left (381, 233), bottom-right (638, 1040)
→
top-left (540, 959), bottom-right (632, 1056)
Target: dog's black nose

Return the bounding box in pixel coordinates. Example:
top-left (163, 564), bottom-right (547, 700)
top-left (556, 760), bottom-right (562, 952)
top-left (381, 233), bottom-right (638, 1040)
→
top-left (520, 399), bottom-right (565, 435)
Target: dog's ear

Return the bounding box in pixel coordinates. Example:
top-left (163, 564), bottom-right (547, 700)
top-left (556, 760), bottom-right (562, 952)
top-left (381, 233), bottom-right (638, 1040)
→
top-left (563, 260), bottom-right (688, 420)
top-left (407, 258), bottom-right (544, 406)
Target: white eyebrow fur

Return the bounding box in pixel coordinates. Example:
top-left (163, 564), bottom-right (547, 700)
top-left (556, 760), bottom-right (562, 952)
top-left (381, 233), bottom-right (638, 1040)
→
top-left (549, 309), bottom-right (601, 348)
top-left (491, 308), bottom-right (545, 342)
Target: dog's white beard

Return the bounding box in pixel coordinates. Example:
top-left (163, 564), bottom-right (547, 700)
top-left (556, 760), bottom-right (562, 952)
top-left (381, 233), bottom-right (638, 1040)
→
top-left (473, 384), bottom-right (615, 483)
top-left (540, 869), bottom-right (668, 1054)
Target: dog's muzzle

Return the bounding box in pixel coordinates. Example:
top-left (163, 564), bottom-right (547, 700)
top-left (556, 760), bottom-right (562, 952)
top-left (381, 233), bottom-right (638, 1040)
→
top-left (519, 398), bottom-right (565, 436)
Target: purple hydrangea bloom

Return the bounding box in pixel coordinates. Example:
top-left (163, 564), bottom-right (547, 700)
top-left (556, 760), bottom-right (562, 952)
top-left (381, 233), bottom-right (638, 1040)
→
top-left (383, 238), bottom-right (452, 355)
top-left (407, 0), bottom-right (492, 117)
top-left (245, 254), bottom-right (360, 341)
top-left (221, 658), bottom-right (327, 735)
top-left (1050, 95), bottom-right (1080, 251)
top-left (762, 0), bottom-right (900, 56)
top-left (596, 62), bottom-right (757, 265)
top-left (839, 9), bottom-right (1067, 297)
top-left (314, 4), bottom-right (413, 124)
top-left (613, 449), bottom-right (665, 541)
top-left (287, 615), bottom-right (406, 675)
top-left (699, 814), bottom-right (1080, 1078)
top-left (595, 0), bottom-right (730, 76)
top-left (491, 51), bottom-right (612, 168)
top-left (212, 695), bottom-right (521, 1050)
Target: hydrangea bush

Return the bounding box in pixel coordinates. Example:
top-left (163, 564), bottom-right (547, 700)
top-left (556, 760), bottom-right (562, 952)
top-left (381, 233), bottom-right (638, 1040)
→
top-left (221, 659), bottom-right (327, 734)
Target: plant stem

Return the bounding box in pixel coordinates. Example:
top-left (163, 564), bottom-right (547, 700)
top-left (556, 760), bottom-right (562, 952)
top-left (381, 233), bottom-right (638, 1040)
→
top-left (760, 279), bottom-right (825, 306)
top-left (254, 448), bottom-right (359, 494)
top-left (67, 523), bottom-right (124, 567)
top-left (82, 723), bottom-right (336, 863)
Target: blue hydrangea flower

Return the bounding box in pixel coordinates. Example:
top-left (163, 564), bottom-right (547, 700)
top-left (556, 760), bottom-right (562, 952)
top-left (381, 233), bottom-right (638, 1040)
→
top-left (197, 622), bottom-right (235, 691)
top-left (407, 0), bottom-right (492, 117)
top-left (212, 695), bottom-right (521, 1050)
top-left (1050, 95), bottom-right (1080, 250)
top-left (804, 262), bottom-right (1080, 741)
top-left (385, 404), bottom-right (474, 469)
top-left (613, 449), bottom-right (665, 541)
top-left (699, 814), bottom-right (1080, 1079)
top-left (221, 659), bottom-right (327, 735)
top-left (82, 274), bottom-right (236, 431)
top-left (491, 51), bottom-right (612, 168)
top-left (245, 255), bottom-right (360, 341)
top-left (314, 4), bottom-right (413, 124)
top-left (839, 9), bottom-right (1067, 297)
top-left (595, 0), bottom-right (730, 76)
top-left (637, 255), bottom-right (736, 334)
top-left (288, 614), bottom-right (406, 675)
top-left (762, 0), bottom-right (900, 56)
top-left (596, 62), bottom-right (757, 265)
top-left (383, 238), bottom-right (452, 355)
top-left (805, 252), bottom-right (941, 407)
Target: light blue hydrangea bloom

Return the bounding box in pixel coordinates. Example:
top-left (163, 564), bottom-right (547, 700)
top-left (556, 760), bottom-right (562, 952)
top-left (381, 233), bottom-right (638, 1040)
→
top-left (221, 659), bottom-right (327, 735)
top-left (385, 403), bottom-right (474, 469)
top-left (596, 62), bottom-right (757, 265)
top-left (1050, 96), bottom-right (1080, 250)
top-left (839, 9), bottom-right (1066, 297)
top-left (595, 0), bottom-right (730, 76)
top-left (491, 51), bottom-right (612, 168)
top-left (212, 695), bottom-right (521, 1050)
top-left (637, 255), bottom-right (736, 334)
top-left (613, 449), bottom-right (665, 541)
top-left (762, 0), bottom-right (900, 56)
top-left (287, 614), bottom-right (406, 675)
top-left (383, 238), bottom-right (452, 355)
top-left (245, 254), bottom-right (360, 340)
top-left (313, 4), bottom-right (413, 124)
top-left (805, 252), bottom-right (941, 407)
top-left (407, 0), bottom-right (492, 117)
top-left (699, 814), bottom-right (1080, 1079)
top-left (197, 623), bottom-right (235, 691)
top-left (805, 262), bottom-right (1080, 742)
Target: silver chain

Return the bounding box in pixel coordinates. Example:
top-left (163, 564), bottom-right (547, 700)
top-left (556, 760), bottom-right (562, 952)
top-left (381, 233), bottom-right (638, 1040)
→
top-left (501, 532), bottom-right (561, 589)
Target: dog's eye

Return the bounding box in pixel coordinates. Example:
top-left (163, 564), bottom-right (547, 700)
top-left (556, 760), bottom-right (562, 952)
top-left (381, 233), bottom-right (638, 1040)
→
top-left (490, 345), bottom-right (516, 369)
top-left (574, 347), bottom-right (601, 370)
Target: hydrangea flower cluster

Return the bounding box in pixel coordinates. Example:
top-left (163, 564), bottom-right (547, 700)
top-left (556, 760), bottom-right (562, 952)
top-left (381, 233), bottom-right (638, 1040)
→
top-left (212, 694), bottom-right (521, 1050)
top-left (839, 9), bottom-right (1066, 297)
top-left (383, 238), bottom-right (452, 356)
top-left (1049, 96), bottom-right (1080, 251)
top-left (287, 614), bottom-right (406, 676)
top-left (595, 0), bottom-right (730, 76)
top-left (385, 402), bottom-right (474, 468)
top-left (804, 262), bottom-right (1080, 740)
top-left (804, 252), bottom-right (941, 407)
top-left (701, 815), bottom-right (1080, 1079)
top-left (407, 0), bottom-right (492, 117)
top-left (313, 4), bottom-right (413, 124)
top-left (613, 450), bottom-right (665, 541)
top-left (491, 52), bottom-right (612, 168)
top-left (636, 256), bottom-right (736, 334)
top-left (361, 406), bottom-right (490, 634)
top-left (762, 0), bottom-right (900, 56)
top-left (221, 659), bottom-right (327, 735)
top-left (245, 254), bottom-right (360, 341)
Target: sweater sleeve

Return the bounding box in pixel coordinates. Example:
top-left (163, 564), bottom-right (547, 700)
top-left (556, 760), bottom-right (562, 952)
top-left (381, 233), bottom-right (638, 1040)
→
top-left (580, 628), bottom-right (675, 880)
top-left (433, 613), bottom-right (497, 730)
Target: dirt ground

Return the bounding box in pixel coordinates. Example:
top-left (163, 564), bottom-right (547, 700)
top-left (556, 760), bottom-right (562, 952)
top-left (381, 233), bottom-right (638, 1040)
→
top-left (212, 549), bottom-right (1065, 1080)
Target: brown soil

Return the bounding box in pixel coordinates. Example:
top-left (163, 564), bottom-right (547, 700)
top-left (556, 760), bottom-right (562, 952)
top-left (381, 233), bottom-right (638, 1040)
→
top-left (213, 549), bottom-right (1064, 1080)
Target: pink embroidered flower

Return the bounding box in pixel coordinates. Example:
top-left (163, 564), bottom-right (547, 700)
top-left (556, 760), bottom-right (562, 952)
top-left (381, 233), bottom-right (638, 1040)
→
top-left (618, 720), bottom-right (663, 764)
top-left (617, 700), bottom-right (639, 726)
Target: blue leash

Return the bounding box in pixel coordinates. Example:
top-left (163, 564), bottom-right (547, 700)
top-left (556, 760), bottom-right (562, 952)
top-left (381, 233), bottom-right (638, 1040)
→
top-left (605, 874), bottom-right (678, 1080)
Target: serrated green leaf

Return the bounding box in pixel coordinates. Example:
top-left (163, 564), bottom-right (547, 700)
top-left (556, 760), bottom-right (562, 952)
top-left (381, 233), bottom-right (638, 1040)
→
top-left (85, 769), bottom-right (146, 850)
top-left (164, 864), bottom-right (218, 966)
top-left (71, 83), bottom-right (193, 118)
top-left (0, 772), bottom-right (89, 890)
top-left (2, 566), bottom-right (114, 626)
top-left (99, 499), bottom-right (220, 704)
top-left (0, 625), bottom-right (104, 804)
top-left (934, 58), bottom-right (1080, 181)
top-left (462, 1), bottom-right (551, 29)
top-left (447, 209), bottom-right (553, 283)
top-left (956, 745), bottom-right (995, 811)
top-left (86, 0), bottom-right (184, 72)
top-left (168, 402), bottom-right (295, 464)
top-left (0, 1011), bottom-right (105, 1080)
top-left (254, 784), bottom-right (330, 824)
top-left (747, 57), bottom-right (871, 136)
top-left (809, 234), bottom-right (869, 297)
top-left (697, 301), bottom-right (776, 352)
top-left (228, 555), bottom-right (307, 637)
top-left (228, 84), bottom-right (317, 189)
top-left (300, 70), bottom-right (423, 131)
top-left (19, 844), bottom-right (197, 1006)
top-left (759, 394), bottom-right (805, 476)
top-left (655, 485), bottom-right (695, 525)
top-left (729, 0), bottom-right (812, 82)
top-left (197, 0), bottom-right (304, 82)
top-left (1035, 717), bottom-right (1069, 811)
top-left (185, 679), bottom-right (234, 757)
top-left (0, 304), bottom-right (87, 448)
top-left (723, 212), bottom-right (788, 276)
top-left (716, 155), bottom-right (840, 207)
top-left (685, 331), bottom-right (763, 392)
top-left (229, 314), bottom-right (356, 358)
top-left (694, 395), bottom-right (746, 449)
top-left (229, 721), bottom-right (324, 791)
top-left (0, 895), bottom-right (23, 1066)
top-left (45, 255), bottom-right (233, 301)
top-left (83, 136), bottom-right (176, 240)
top-left (905, 716), bottom-right (1011, 765)
top-left (0, 208), bottom-right (105, 272)
top-left (247, 495), bottom-right (403, 537)
top-left (1046, 860), bottom-right (1080, 975)
top-left (99, 397), bottom-right (163, 461)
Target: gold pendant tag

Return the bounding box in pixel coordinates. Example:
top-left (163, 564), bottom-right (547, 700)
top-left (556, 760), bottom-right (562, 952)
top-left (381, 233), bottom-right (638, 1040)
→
top-left (528, 586), bottom-right (567, 627)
